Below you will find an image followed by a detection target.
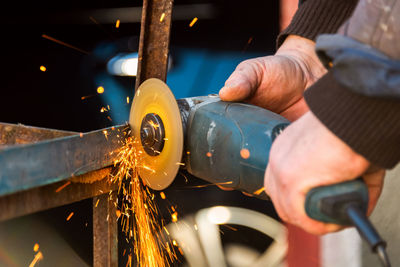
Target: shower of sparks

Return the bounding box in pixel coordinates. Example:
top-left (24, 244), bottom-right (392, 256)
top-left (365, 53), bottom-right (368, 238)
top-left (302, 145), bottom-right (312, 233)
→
top-left (97, 86), bottom-right (105, 94)
top-left (110, 136), bottom-right (177, 266)
top-left (66, 212), bottom-right (74, 221)
top-left (39, 65), bottom-right (46, 72)
top-left (189, 17), bottom-right (198, 27)
top-left (55, 181), bottom-right (71, 193)
top-left (42, 34), bottom-right (89, 55)
top-left (116, 19), bottom-right (121, 28)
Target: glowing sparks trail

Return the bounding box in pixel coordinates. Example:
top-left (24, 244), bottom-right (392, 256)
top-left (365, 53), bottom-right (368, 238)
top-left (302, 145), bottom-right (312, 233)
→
top-left (55, 181), bottom-right (71, 193)
top-left (189, 17), bottom-right (198, 27)
top-left (116, 19), bottom-right (121, 28)
top-left (66, 212), bottom-right (74, 221)
top-left (110, 136), bottom-right (177, 266)
top-left (160, 13), bottom-right (166, 22)
top-left (42, 34), bottom-right (89, 55)
top-left (253, 186), bottom-right (265, 195)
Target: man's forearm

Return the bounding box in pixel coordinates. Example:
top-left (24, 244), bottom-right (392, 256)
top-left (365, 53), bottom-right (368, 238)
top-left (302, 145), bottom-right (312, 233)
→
top-left (277, 0), bottom-right (358, 48)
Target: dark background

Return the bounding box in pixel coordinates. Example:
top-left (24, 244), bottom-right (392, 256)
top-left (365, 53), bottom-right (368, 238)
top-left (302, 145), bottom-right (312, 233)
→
top-left (0, 1), bottom-right (281, 266)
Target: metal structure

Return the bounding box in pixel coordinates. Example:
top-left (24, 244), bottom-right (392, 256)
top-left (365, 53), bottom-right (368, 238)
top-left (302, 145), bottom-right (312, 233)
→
top-left (0, 0), bottom-right (173, 265)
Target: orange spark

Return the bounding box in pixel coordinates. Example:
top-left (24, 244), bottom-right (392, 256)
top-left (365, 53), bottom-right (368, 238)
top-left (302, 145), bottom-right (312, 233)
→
top-left (240, 148), bottom-right (250, 159)
top-left (66, 212), bottom-right (74, 221)
top-left (33, 243), bottom-right (39, 252)
top-left (39, 66), bottom-right (46, 72)
top-left (189, 17), bottom-right (198, 27)
top-left (171, 211), bottom-right (178, 222)
top-left (103, 130), bottom-right (109, 140)
top-left (160, 192), bottom-right (166, 199)
top-left (160, 13), bottom-right (166, 22)
top-left (164, 226), bottom-right (170, 235)
top-left (148, 120), bottom-right (159, 129)
top-left (95, 199), bottom-right (100, 208)
top-left (97, 86), bottom-right (105, 94)
top-left (79, 133), bottom-right (83, 138)
top-left (116, 19), bottom-right (121, 28)
top-left (55, 181), bottom-right (71, 193)
top-left (172, 240), bottom-right (178, 246)
top-left (81, 95), bottom-right (94, 100)
top-left (100, 107), bottom-right (107, 113)
top-left (253, 187), bottom-right (265, 195)
top-left (116, 210), bottom-right (121, 218)
top-left (42, 34), bottom-right (89, 54)
top-left (29, 251), bottom-right (43, 267)
top-left (206, 152), bottom-right (212, 157)
top-left (126, 96), bottom-right (130, 104)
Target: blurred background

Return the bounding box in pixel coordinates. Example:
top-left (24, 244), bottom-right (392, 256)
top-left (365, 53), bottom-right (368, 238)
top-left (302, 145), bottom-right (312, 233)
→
top-left (0, 0), bottom-right (298, 266)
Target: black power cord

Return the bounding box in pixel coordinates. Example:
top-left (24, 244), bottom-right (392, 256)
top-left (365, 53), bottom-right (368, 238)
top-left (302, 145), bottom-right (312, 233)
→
top-left (346, 204), bottom-right (391, 267)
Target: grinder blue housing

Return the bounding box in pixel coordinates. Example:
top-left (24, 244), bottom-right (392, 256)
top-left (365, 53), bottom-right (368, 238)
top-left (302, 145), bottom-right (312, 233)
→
top-left (184, 100), bottom-right (289, 200)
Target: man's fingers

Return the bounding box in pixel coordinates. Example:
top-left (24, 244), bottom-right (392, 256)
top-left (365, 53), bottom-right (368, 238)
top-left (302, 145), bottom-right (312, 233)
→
top-left (219, 59), bottom-right (262, 101)
top-left (363, 169), bottom-right (385, 216)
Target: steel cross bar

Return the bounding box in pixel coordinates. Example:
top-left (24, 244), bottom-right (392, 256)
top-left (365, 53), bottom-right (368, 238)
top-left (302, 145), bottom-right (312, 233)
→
top-left (135, 0), bottom-right (174, 88)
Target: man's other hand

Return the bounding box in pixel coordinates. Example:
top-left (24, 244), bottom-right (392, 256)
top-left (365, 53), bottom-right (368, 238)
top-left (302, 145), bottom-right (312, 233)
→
top-left (264, 111), bottom-right (385, 234)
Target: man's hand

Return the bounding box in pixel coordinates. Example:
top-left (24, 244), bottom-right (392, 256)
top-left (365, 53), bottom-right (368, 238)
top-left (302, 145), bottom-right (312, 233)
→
top-left (264, 112), bottom-right (385, 235)
top-left (219, 35), bottom-right (327, 121)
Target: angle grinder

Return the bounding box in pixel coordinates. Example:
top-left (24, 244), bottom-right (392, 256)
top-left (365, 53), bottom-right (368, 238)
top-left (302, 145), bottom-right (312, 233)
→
top-left (129, 78), bottom-right (390, 266)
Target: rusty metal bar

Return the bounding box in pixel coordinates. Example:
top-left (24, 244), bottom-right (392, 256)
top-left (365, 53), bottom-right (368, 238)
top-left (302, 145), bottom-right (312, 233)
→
top-left (0, 124), bottom-right (127, 197)
top-left (93, 192), bottom-right (118, 267)
top-left (0, 122), bottom-right (75, 146)
top-left (135, 0), bottom-right (174, 89)
top-left (0, 168), bottom-right (115, 221)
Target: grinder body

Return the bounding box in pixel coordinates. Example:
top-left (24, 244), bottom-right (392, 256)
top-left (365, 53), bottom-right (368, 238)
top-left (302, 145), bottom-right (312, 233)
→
top-left (180, 97), bottom-right (288, 200)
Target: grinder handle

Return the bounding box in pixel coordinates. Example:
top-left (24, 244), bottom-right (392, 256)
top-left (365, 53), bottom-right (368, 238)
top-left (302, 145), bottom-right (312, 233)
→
top-left (305, 178), bottom-right (369, 225)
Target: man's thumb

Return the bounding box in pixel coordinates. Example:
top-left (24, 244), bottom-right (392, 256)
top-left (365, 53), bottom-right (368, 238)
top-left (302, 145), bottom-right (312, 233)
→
top-left (219, 77), bottom-right (253, 101)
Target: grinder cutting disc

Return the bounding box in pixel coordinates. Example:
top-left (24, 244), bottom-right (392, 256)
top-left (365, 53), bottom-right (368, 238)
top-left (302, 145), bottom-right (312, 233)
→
top-left (129, 78), bottom-right (183, 190)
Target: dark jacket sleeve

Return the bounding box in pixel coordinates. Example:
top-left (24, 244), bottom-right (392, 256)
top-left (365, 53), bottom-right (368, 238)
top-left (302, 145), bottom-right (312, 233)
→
top-left (304, 0), bottom-right (400, 169)
top-left (305, 71), bottom-right (400, 169)
top-left (277, 0), bottom-right (358, 48)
